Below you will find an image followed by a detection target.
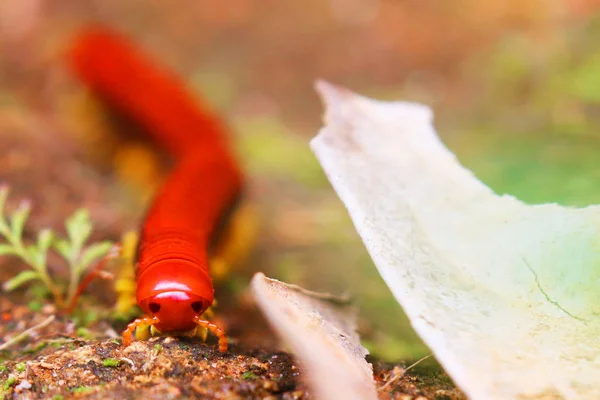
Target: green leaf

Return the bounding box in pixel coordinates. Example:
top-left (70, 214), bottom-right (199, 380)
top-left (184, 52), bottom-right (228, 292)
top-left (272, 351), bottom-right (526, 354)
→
top-left (37, 229), bottom-right (53, 251)
top-left (0, 185), bottom-right (8, 215)
top-left (66, 209), bottom-right (92, 248)
top-left (10, 200), bottom-right (31, 239)
top-left (2, 270), bottom-right (40, 291)
top-left (53, 238), bottom-right (72, 261)
top-left (26, 244), bottom-right (42, 267)
top-left (0, 244), bottom-right (16, 256)
top-left (0, 185), bottom-right (11, 237)
top-left (34, 229), bottom-right (53, 269)
top-left (78, 241), bottom-right (113, 274)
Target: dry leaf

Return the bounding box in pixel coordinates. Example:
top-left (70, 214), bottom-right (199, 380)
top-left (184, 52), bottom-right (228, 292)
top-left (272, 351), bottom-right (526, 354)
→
top-left (251, 272), bottom-right (377, 400)
top-left (310, 81), bottom-right (600, 400)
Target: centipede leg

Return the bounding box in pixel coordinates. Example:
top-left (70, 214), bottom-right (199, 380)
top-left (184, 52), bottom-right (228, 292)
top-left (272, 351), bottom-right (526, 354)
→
top-left (122, 316), bottom-right (159, 346)
top-left (114, 231), bottom-right (139, 317)
top-left (210, 202), bottom-right (259, 283)
top-left (183, 325), bottom-right (208, 342)
top-left (193, 315), bottom-right (228, 352)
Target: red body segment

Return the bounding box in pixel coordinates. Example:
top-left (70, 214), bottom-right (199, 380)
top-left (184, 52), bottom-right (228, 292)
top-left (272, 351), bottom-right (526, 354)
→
top-left (137, 146), bottom-right (242, 331)
top-left (68, 27), bottom-right (229, 157)
top-left (68, 27), bottom-right (242, 345)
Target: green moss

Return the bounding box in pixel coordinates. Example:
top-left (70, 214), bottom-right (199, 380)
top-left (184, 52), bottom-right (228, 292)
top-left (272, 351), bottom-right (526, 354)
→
top-left (3, 376), bottom-right (16, 390)
top-left (0, 365), bottom-right (7, 373)
top-left (241, 371), bottom-right (258, 380)
top-left (70, 386), bottom-right (93, 394)
top-left (28, 284), bottom-right (51, 301)
top-left (22, 341), bottom-right (49, 355)
top-left (27, 300), bottom-right (43, 312)
top-left (14, 363), bottom-right (25, 372)
top-left (76, 327), bottom-right (94, 340)
top-left (411, 362), bottom-right (457, 390)
top-left (69, 310), bottom-right (99, 328)
top-left (102, 358), bottom-right (121, 368)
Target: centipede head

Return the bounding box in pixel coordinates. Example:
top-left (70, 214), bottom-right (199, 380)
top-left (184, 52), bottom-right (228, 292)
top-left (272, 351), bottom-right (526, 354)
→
top-left (139, 291), bottom-right (211, 332)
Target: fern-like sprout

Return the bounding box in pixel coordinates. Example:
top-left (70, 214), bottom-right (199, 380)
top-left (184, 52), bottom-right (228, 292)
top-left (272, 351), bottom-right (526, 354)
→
top-left (0, 185), bottom-right (114, 311)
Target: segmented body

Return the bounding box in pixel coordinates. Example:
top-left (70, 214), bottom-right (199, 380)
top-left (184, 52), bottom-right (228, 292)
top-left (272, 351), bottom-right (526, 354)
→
top-left (68, 27), bottom-right (242, 351)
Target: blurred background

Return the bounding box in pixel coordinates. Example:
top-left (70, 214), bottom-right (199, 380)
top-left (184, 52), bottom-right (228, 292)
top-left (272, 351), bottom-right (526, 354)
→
top-left (1, 0), bottom-right (600, 360)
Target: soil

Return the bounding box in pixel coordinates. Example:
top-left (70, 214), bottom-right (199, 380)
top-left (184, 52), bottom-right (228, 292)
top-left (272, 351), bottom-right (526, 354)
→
top-left (0, 300), bottom-right (306, 400)
top-left (0, 298), bottom-right (465, 400)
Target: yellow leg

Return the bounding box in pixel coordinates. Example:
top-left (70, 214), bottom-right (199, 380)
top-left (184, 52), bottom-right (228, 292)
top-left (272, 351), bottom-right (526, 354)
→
top-left (184, 325), bottom-right (208, 342)
top-left (201, 304), bottom-right (215, 320)
top-left (193, 315), bottom-right (228, 352)
top-left (122, 316), bottom-right (159, 346)
top-left (210, 202), bottom-right (259, 282)
top-left (114, 231), bottom-right (140, 317)
top-left (136, 323), bottom-right (156, 342)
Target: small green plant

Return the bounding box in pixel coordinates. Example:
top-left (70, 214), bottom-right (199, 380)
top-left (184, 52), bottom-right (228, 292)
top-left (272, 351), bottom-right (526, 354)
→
top-left (14, 363), bottom-right (25, 372)
top-left (0, 185), bottom-right (114, 311)
top-left (76, 327), bottom-right (94, 340)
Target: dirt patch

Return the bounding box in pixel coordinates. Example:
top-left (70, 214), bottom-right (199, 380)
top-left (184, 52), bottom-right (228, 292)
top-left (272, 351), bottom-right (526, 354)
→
top-left (0, 296), bottom-right (465, 399)
top-left (1, 337), bottom-right (306, 399)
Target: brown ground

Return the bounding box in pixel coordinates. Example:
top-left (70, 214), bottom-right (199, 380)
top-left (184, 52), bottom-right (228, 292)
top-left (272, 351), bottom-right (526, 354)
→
top-left (0, 297), bottom-right (465, 400)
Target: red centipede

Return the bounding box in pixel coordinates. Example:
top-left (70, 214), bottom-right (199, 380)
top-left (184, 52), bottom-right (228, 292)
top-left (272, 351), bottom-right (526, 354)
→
top-left (68, 27), bottom-right (242, 352)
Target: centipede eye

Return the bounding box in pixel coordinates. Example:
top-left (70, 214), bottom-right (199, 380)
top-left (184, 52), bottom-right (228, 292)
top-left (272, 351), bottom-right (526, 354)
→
top-left (191, 301), bottom-right (203, 313)
top-left (149, 303), bottom-right (161, 313)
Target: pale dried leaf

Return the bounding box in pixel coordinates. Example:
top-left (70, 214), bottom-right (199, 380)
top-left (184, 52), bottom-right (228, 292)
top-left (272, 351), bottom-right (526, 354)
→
top-left (251, 272), bottom-right (377, 400)
top-left (310, 81), bottom-right (600, 400)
